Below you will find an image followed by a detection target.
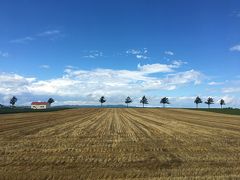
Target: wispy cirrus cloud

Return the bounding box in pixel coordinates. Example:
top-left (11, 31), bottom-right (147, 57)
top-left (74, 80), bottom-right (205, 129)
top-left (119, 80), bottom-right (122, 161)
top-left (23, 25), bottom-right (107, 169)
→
top-left (83, 50), bottom-right (103, 58)
top-left (231, 11), bottom-right (240, 18)
top-left (126, 48), bottom-right (149, 59)
top-left (40, 65), bottom-right (50, 69)
top-left (164, 51), bottom-right (174, 56)
top-left (10, 36), bottom-right (35, 44)
top-left (37, 30), bottom-right (64, 41)
top-left (37, 30), bottom-right (61, 37)
top-left (10, 29), bottom-right (63, 44)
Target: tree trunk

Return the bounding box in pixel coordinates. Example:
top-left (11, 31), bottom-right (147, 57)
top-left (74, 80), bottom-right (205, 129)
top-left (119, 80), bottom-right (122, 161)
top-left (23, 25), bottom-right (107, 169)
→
top-left (101, 103), bottom-right (102, 107)
top-left (143, 103), bottom-right (144, 108)
top-left (196, 103), bottom-right (198, 109)
top-left (208, 104), bottom-right (210, 109)
top-left (221, 104), bottom-right (222, 109)
top-left (127, 103), bottom-right (128, 108)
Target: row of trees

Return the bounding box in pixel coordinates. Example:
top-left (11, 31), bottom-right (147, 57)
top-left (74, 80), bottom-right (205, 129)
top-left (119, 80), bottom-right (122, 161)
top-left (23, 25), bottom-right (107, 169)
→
top-left (194, 96), bottom-right (225, 109)
top-left (99, 96), bottom-right (224, 108)
top-left (4, 96), bottom-right (225, 109)
top-left (99, 96), bottom-right (164, 108)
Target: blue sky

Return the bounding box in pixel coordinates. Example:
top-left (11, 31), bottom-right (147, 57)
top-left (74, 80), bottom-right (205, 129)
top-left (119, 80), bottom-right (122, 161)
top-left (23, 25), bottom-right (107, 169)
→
top-left (0, 0), bottom-right (240, 107)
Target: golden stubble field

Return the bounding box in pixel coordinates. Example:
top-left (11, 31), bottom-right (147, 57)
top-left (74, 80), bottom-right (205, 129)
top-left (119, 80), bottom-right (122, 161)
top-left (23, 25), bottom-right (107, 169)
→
top-left (0, 108), bottom-right (240, 179)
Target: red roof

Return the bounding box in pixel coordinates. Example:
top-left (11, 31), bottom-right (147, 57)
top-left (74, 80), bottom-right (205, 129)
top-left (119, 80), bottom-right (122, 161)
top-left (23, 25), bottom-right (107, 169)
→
top-left (31, 102), bottom-right (49, 105)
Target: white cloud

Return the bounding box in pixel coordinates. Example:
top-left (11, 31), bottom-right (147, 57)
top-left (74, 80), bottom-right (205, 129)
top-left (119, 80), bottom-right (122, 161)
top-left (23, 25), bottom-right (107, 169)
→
top-left (220, 95), bottom-right (240, 106)
top-left (214, 79), bottom-right (240, 94)
top-left (0, 63), bottom-right (203, 102)
top-left (0, 50), bottom-right (211, 107)
top-left (172, 60), bottom-right (187, 66)
top-left (165, 69), bottom-right (203, 85)
top-left (137, 61), bottom-right (182, 74)
top-left (208, 81), bottom-right (224, 86)
top-left (0, 51), bottom-right (9, 58)
top-left (83, 50), bottom-right (103, 58)
top-left (126, 48), bottom-right (149, 59)
top-left (138, 63), bottom-right (173, 73)
top-left (222, 87), bottom-right (240, 93)
top-left (136, 54), bottom-right (148, 59)
top-left (137, 60), bottom-right (186, 74)
top-left (65, 65), bottom-right (78, 69)
top-left (126, 49), bottom-right (142, 55)
top-left (40, 65), bottom-right (50, 69)
top-left (0, 73), bottom-right (36, 95)
top-left (164, 51), bottom-right (174, 56)
top-left (230, 45), bottom-right (240, 52)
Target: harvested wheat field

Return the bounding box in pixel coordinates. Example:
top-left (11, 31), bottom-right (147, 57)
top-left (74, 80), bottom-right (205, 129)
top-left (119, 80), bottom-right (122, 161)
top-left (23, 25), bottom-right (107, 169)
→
top-left (0, 108), bottom-right (240, 179)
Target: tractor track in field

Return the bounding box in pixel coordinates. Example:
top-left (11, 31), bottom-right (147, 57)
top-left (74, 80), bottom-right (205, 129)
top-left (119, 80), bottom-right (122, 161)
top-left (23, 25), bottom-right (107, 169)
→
top-left (0, 108), bottom-right (240, 179)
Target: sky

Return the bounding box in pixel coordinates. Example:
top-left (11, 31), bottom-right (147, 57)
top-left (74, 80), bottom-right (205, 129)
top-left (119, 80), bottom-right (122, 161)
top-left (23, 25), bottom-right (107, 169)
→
top-left (0, 0), bottom-right (240, 108)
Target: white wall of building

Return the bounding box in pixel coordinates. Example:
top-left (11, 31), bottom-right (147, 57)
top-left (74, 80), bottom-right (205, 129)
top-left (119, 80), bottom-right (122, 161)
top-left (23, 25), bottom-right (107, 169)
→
top-left (31, 104), bottom-right (50, 109)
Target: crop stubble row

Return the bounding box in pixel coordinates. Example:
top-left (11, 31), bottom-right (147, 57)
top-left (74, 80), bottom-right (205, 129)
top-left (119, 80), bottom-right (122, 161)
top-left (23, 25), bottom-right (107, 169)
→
top-left (0, 108), bottom-right (240, 179)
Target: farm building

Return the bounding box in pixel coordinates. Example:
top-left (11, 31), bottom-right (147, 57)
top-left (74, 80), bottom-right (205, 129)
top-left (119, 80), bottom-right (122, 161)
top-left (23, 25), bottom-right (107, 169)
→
top-left (31, 102), bottom-right (50, 109)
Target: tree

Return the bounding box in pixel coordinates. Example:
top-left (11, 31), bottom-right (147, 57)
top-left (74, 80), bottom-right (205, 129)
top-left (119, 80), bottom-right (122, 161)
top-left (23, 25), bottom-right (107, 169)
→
top-left (160, 97), bottom-right (170, 108)
top-left (194, 96), bottom-right (202, 108)
top-left (140, 96), bottom-right (148, 108)
top-left (125, 96), bottom-right (132, 108)
top-left (205, 97), bottom-right (214, 109)
top-left (10, 96), bottom-right (17, 107)
top-left (48, 98), bottom-right (55, 105)
top-left (99, 96), bottom-right (106, 107)
top-left (220, 99), bottom-right (225, 109)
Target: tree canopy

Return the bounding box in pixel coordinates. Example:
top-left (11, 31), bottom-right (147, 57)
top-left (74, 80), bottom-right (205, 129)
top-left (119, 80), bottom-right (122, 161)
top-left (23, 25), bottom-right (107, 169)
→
top-left (194, 96), bottom-right (202, 108)
top-left (160, 97), bottom-right (170, 108)
top-left (220, 99), bottom-right (225, 109)
top-left (48, 98), bottom-right (55, 104)
top-left (140, 96), bottom-right (148, 107)
top-left (99, 96), bottom-right (106, 107)
top-left (205, 97), bottom-right (214, 108)
top-left (125, 96), bottom-right (132, 107)
top-left (10, 96), bottom-right (17, 107)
